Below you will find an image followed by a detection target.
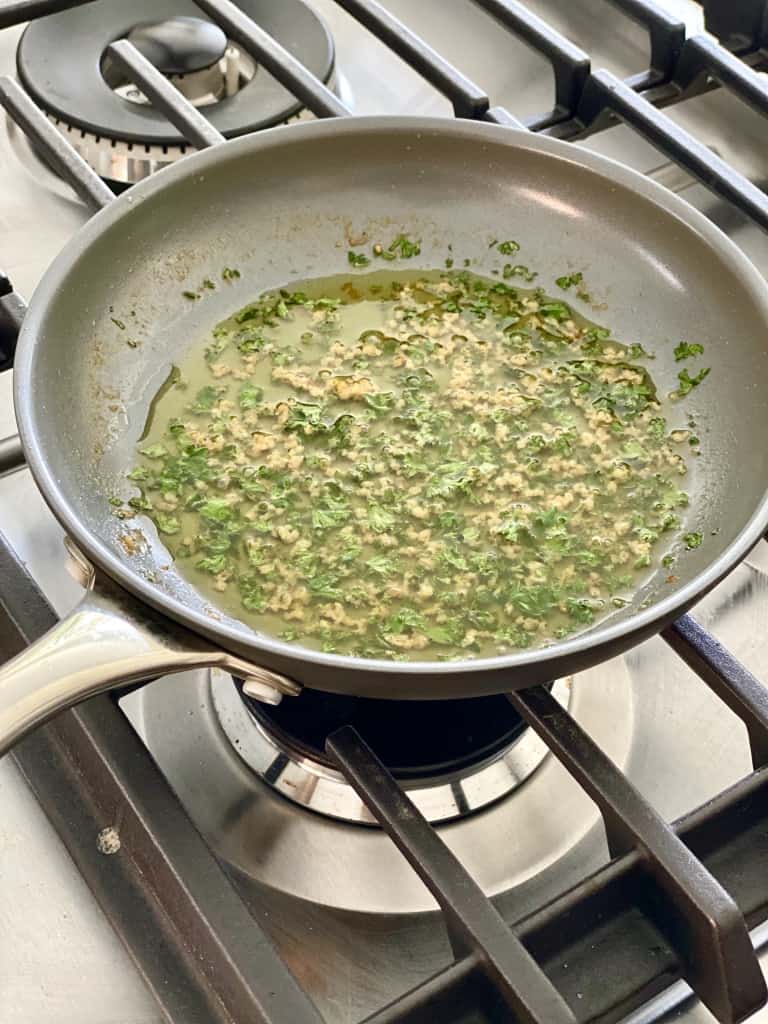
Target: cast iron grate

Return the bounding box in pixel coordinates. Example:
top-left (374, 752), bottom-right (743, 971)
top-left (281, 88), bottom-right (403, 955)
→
top-left (1, 0), bottom-right (768, 1022)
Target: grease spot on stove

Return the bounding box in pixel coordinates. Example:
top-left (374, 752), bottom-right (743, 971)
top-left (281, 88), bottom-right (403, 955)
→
top-left (96, 826), bottom-right (121, 855)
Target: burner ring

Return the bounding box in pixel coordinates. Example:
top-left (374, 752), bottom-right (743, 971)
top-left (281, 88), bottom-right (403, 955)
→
top-left (28, 101), bottom-right (319, 187)
top-left (17, 0), bottom-right (335, 146)
top-left (212, 677), bottom-right (571, 825)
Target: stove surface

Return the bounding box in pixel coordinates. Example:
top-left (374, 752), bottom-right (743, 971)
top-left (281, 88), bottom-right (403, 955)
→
top-left (2, 2), bottom-right (768, 1022)
top-left (122, 554), bottom-right (768, 1022)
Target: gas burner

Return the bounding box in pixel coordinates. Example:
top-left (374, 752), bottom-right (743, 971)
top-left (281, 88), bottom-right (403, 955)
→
top-left (132, 661), bottom-right (635, 913)
top-left (16, 0), bottom-right (337, 185)
top-left (211, 677), bottom-right (571, 824)
top-left (100, 17), bottom-right (257, 110)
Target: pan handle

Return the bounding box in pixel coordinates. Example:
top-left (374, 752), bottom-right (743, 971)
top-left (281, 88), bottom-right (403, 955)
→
top-left (0, 539), bottom-right (300, 757)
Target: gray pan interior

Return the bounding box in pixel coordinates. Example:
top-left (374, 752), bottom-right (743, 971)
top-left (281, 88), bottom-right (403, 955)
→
top-left (14, 117), bottom-right (768, 698)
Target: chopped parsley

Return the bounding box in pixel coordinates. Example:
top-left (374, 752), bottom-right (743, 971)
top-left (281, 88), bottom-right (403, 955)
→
top-left (155, 512), bottom-right (181, 534)
top-left (193, 385), bottom-right (223, 412)
top-left (239, 384), bottom-right (263, 409)
top-left (348, 250), bottom-right (371, 268)
top-left (628, 343), bottom-right (650, 359)
top-left (673, 367), bottom-right (711, 398)
top-left (372, 234), bottom-right (422, 260)
top-left (139, 444), bottom-right (166, 459)
top-left (539, 300), bottom-right (571, 321)
top-left (556, 272), bottom-right (583, 290)
top-left (674, 341), bottom-right (704, 362)
top-left (131, 265), bottom-right (698, 661)
top-left (502, 263), bottom-right (537, 282)
top-left (497, 239), bottom-right (520, 255)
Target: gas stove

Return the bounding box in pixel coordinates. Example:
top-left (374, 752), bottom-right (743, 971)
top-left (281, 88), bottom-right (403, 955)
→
top-left (1, 2), bottom-right (768, 1023)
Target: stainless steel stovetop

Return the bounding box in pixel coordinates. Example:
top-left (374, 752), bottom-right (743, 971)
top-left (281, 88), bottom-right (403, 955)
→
top-left (1, 2), bottom-right (768, 1021)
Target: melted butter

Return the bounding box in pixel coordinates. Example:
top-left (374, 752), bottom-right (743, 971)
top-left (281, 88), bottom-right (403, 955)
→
top-left (131, 270), bottom-right (694, 661)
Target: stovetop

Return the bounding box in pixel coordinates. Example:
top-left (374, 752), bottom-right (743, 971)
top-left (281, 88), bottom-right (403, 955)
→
top-left (2, 1), bottom-right (768, 1022)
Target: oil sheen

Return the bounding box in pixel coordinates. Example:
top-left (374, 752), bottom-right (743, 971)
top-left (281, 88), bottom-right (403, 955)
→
top-left (125, 269), bottom-right (698, 661)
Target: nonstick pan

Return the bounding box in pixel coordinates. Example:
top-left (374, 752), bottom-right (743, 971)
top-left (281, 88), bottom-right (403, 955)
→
top-left (2, 116), bottom-right (768, 755)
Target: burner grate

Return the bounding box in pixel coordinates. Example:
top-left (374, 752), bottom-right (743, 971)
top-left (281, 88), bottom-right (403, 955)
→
top-left (2, 0), bottom-right (768, 1021)
top-left (0, 533), bottom-right (324, 1024)
top-left (0, 269), bottom-right (23, 372)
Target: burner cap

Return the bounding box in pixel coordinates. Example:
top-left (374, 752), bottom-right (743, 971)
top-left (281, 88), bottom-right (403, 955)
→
top-left (17, 0), bottom-right (335, 146)
top-left (125, 17), bottom-right (227, 75)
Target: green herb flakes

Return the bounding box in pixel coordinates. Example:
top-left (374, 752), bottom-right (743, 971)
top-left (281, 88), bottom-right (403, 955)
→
top-left (373, 235), bottom-right (421, 260)
top-left (497, 240), bottom-right (520, 255)
top-left (673, 367), bottom-right (711, 398)
top-left (502, 263), bottom-right (537, 282)
top-left (139, 444), bottom-right (166, 459)
top-left (239, 384), bottom-right (263, 409)
top-left (193, 385), bottom-right (222, 412)
top-left (155, 513), bottom-right (181, 535)
top-left (130, 265), bottom-right (698, 661)
top-left (556, 272), bottom-right (583, 290)
top-left (348, 250), bottom-right (371, 268)
top-left (674, 341), bottom-right (704, 362)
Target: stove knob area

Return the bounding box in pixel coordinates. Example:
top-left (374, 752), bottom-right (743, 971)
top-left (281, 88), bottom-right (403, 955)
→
top-left (125, 16), bottom-right (228, 75)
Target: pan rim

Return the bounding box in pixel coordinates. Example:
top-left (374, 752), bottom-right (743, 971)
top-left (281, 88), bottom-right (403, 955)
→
top-left (15, 115), bottom-right (768, 681)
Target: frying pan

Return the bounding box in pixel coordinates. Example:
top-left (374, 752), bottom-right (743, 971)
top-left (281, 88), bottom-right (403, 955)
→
top-left (2, 116), bottom-right (768, 755)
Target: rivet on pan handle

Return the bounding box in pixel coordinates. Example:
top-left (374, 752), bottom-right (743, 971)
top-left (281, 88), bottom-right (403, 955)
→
top-left (242, 669), bottom-right (301, 704)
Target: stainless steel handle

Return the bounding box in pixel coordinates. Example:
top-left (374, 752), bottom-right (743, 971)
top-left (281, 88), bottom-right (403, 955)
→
top-left (0, 540), bottom-right (300, 757)
top-left (0, 434), bottom-right (24, 477)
